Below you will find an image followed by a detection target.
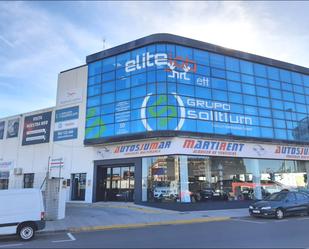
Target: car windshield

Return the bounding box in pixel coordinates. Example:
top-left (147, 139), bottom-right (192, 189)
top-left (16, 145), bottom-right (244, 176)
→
top-left (264, 192), bottom-right (287, 201)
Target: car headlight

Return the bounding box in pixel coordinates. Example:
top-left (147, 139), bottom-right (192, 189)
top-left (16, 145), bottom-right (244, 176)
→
top-left (261, 206), bottom-right (272, 210)
top-left (249, 205), bottom-right (253, 209)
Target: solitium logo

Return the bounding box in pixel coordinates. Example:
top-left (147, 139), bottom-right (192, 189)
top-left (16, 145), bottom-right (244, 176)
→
top-left (141, 93), bottom-right (185, 131)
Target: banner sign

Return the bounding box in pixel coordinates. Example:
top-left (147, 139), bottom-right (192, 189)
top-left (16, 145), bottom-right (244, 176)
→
top-left (95, 137), bottom-right (309, 161)
top-left (0, 161), bottom-right (14, 171)
top-left (7, 118), bottom-right (20, 138)
top-left (22, 112), bottom-right (52, 145)
top-left (0, 121), bottom-right (4, 139)
top-left (54, 106), bottom-right (79, 141)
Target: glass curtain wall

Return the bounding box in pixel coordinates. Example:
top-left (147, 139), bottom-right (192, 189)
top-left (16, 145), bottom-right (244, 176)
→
top-left (142, 155), bottom-right (309, 203)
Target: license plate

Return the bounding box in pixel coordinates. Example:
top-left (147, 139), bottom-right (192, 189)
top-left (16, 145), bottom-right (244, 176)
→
top-left (252, 210), bottom-right (260, 214)
top-left (213, 193), bottom-right (220, 196)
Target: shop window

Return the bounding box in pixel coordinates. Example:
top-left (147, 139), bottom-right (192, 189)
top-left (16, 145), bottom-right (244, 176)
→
top-left (23, 173), bottom-right (34, 188)
top-left (142, 156), bottom-right (180, 203)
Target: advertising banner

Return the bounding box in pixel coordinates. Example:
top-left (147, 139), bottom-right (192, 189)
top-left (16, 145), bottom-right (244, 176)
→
top-left (95, 137), bottom-right (309, 161)
top-left (22, 111), bottom-right (52, 145)
top-left (54, 106), bottom-right (79, 141)
top-left (0, 121), bottom-right (4, 139)
top-left (7, 118), bottom-right (19, 138)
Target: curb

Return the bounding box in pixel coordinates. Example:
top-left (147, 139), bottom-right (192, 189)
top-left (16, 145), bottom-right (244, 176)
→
top-left (68, 216), bottom-right (230, 233)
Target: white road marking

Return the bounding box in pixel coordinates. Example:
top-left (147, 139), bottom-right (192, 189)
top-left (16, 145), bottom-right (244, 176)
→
top-left (52, 232), bottom-right (76, 243)
top-left (233, 218), bottom-right (266, 224)
top-left (52, 239), bottom-right (72, 243)
top-left (0, 244), bottom-right (23, 248)
top-left (67, 233), bottom-right (76, 241)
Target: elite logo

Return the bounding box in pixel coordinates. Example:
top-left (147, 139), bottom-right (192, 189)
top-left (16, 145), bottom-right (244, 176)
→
top-left (141, 93), bottom-right (185, 131)
top-left (125, 52), bottom-right (197, 81)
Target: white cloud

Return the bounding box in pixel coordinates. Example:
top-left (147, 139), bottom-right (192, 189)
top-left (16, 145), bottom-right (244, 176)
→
top-left (0, 1), bottom-right (308, 118)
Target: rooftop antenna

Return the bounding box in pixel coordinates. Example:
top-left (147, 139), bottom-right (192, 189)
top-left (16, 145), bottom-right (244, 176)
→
top-left (102, 37), bottom-right (106, 50)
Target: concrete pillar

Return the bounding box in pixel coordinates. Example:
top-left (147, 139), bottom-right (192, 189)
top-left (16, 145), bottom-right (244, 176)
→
top-left (248, 159), bottom-right (262, 200)
top-left (179, 156), bottom-right (190, 203)
top-left (141, 158), bottom-right (150, 202)
top-left (45, 178), bottom-right (66, 220)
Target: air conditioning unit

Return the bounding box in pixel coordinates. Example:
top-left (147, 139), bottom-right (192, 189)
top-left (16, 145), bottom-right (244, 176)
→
top-left (14, 168), bottom-right (23, 175)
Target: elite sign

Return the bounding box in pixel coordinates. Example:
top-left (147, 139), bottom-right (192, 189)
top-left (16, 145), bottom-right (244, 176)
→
top-left (22, 111), bottom-right (52, 145)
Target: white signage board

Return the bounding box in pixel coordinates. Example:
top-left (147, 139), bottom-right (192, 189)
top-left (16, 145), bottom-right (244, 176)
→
top-left (49, 157), bottom-right (64, 178)
top-left (0, 160), bottom-right (14, 171)
top-left (95, 137), bottom-right (309, 161)
top-left (57, 88), bottom-right (82, 106)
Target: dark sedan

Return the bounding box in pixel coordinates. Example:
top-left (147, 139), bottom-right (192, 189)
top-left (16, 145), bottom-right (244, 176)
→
top-left (249, 191), bottom-right (309, 219)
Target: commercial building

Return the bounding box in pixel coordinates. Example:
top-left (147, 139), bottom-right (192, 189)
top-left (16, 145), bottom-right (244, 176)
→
top-left (1, 34), bottom-right (309, 208)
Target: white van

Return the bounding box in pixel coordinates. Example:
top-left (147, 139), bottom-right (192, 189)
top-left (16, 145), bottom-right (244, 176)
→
top-left (0, 189), bottom-right (45, 241)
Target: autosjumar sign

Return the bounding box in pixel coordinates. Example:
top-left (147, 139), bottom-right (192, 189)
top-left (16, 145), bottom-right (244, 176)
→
top-left (95, 137), bottom-right (309, 161)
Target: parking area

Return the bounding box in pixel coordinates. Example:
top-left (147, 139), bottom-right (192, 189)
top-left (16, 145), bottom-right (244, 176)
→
top-left (2, 215), bottom-right (309, 248)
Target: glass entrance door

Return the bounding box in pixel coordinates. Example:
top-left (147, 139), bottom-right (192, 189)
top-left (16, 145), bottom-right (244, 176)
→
top-left (98, 166), bottom-right (135, 202)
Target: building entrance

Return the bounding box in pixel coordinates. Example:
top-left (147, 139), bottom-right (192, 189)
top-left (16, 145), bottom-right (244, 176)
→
top-left (96, 165), bottom-right (135, 202)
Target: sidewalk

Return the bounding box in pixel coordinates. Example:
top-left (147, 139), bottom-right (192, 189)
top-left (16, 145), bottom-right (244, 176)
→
top-left (43, 202), bottom-right (249, 233)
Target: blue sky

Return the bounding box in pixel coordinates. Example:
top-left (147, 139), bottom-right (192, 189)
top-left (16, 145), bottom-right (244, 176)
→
top-left (0, 1), bottom-right (309, 118)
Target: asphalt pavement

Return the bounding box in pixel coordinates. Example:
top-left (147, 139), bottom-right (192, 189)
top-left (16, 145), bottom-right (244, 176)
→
top-left (44, 202), bottom-right (248, 233)
top-left (2, 215), bottom-right (309, 248)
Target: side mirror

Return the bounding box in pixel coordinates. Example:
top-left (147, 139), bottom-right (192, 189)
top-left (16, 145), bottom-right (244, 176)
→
top-left (285, 199), bottom-right (289, 203)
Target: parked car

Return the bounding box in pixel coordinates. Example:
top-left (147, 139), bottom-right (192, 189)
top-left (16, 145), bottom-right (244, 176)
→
top-left (249, 190), bottom-right (309, 219)
top-left (192, 188), bottom-right (229, 202)
top-left (153, 187), bottom-right (178, 201)
top-left (0, 189), bottom-right (45, 240)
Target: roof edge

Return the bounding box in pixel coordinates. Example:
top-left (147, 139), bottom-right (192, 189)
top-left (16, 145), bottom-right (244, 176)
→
top-left (86, 33), bottom-right (309, 75)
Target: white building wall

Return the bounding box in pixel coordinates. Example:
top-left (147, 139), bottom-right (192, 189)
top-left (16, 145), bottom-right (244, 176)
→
top-left (0, 108), bottom-right (53, 190)
top-left (0, 65), bottom-right (95, 203)
top-left (52, 65), bottom-right (94, 203)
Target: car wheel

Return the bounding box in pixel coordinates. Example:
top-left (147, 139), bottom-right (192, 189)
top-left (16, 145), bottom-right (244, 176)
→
top-left (275, 208), bottom-right (284, 220)
top-left (18, 223), bottom-right (35, 241)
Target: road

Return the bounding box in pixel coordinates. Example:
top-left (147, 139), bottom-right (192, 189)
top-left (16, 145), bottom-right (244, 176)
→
top-left (1, 215), bottom-right (309, 248)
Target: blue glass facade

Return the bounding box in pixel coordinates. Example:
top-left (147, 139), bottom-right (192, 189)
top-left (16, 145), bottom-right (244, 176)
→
top-left (85, 43), bottom-right (309, 142)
